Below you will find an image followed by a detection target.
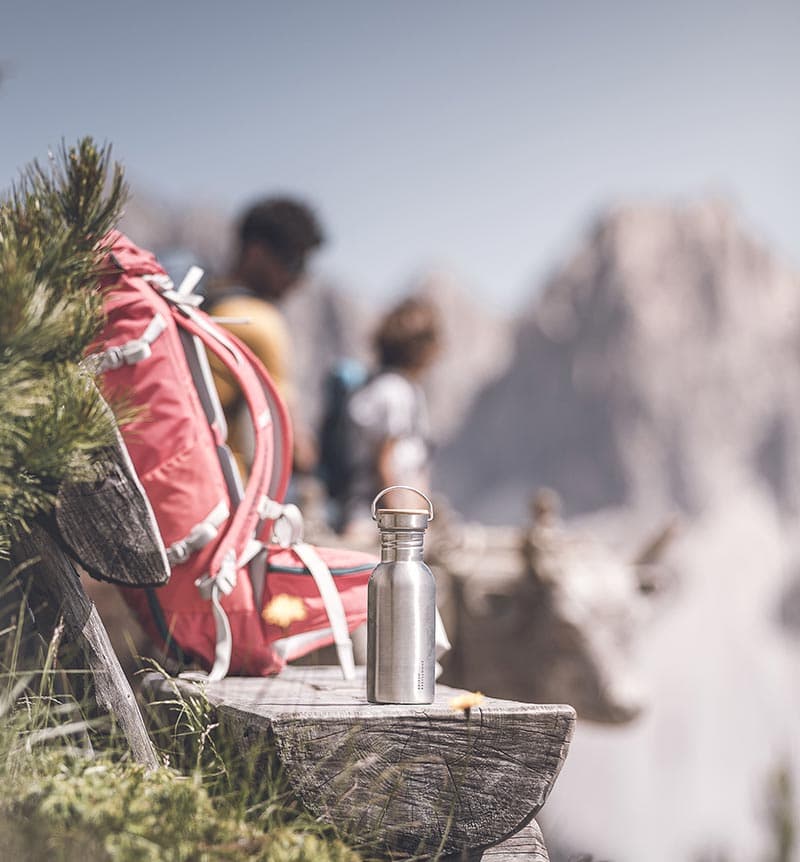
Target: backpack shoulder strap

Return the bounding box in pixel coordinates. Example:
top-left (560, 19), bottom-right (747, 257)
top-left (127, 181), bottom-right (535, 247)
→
top-left (175, 307), bottom-right (292, 572)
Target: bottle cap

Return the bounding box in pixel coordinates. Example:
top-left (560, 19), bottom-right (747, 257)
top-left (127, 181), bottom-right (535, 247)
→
top-left (371, 486), bottom-right (434, 532)
top-left (375, 508), bottom-right (430, 532)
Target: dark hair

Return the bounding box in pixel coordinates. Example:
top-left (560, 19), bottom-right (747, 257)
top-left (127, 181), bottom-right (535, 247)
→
top-left (238, 197), bottom-right (324, 273)
top-left (374, 296), bottom-right (441, 370)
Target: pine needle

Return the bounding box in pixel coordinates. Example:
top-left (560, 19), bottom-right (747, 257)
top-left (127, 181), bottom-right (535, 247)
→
top-left (0, 137), bottom-right (128, 558)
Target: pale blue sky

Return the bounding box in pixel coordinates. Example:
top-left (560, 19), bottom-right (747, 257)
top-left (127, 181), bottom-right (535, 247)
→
top-left (1, 1), bottom-right (797, 310)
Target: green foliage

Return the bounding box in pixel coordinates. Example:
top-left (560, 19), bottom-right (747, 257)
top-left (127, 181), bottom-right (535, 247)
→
top-left (0, 605), bottom-right (363, 862)
top-left (141, 675), bottom-right (366, 862)
top-left (0, 752), bottom-right (362, 862)
top-left (0, 138), bottom-right (126, 558)
top-left (0, 678), bottom-right (365, 862)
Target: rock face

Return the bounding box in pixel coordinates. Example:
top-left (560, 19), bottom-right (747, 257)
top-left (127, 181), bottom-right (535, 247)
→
top-left (415, 270), bottom-right (514, 442)
top-left (434, 200), bottom-right (800, 524)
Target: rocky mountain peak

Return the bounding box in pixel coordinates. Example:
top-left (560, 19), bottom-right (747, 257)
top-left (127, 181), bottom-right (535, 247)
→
top-left (435, 199), bottom-right (800, 523)
top-left (415, 269), bottom-right (514, 441)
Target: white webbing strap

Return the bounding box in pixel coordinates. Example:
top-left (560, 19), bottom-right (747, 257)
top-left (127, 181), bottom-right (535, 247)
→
top-left (166, 500), bottom-right (230, 567)
top-left (259, 495), bottom-right (304, 548)
top-left (257, 495), bottom-right (356, 679)
top-left (271, 626), bottom-right (333, 660)
top-left (143, 270), bottom-right (204, 308)
top-left (88, 314), bottom-right (167, 373)
top-left (238, 538), bottom-right (265, 568)
top-left (291, 541), bottom-right (356, 680)
top-left (182, 550), bottom-right (237, 682)
top-left (175, 266), bottom-right (204, 297)
top-left (141, 273), bottom-right (174, 291)
top-left (185, 532), bottom-right (358, 682)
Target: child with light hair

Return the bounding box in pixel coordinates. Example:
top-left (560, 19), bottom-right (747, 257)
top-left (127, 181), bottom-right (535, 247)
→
top-left (341, 295), bottom-right (442, 534)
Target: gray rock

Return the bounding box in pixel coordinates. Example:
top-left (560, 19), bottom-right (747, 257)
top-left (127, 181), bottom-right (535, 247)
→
top-left (434, 199), bottom-right (800, 523)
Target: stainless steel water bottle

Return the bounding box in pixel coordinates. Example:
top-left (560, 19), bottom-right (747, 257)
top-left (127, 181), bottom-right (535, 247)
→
top-left (367, 485), bottom-right (436, 704)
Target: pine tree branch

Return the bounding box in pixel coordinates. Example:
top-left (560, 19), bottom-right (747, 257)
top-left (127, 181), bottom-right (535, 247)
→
top-left (0, 137), bottom-right (129, 558)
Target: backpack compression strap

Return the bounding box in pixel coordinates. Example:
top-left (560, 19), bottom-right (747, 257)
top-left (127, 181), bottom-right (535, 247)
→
top-left (85, 314), bottom-right (168, 374)
top-left (292, 541), bottom-right (356, 680)
top-left (258, 497), bottom-right (356, 680)
top-left (141, 267), bottom-right (279, 578)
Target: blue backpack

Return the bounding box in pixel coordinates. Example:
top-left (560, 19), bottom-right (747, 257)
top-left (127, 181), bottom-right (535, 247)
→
top-left (317, 358), bottom-right (369, 505)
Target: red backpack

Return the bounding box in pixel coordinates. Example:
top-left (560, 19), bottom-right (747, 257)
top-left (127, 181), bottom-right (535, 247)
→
top-left (87, 232), bottom-right (373, 679)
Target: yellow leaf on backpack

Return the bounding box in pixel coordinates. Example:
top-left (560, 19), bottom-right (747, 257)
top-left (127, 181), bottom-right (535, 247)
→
top-left (262, 594), bottom-right (307, 629)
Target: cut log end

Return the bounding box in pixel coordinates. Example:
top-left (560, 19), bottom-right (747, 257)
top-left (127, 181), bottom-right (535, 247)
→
top-left (143, 667), bottom-right (574, 857)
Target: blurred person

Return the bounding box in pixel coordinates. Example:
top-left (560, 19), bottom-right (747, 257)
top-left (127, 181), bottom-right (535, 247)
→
top-left (338, 295), bottom-right (442, 536)
top-left (206, 197), bottom-right (324, 476)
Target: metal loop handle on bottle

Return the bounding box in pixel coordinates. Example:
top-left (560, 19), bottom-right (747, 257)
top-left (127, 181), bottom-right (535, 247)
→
top-left (371, 485), bottom-right (435, 522)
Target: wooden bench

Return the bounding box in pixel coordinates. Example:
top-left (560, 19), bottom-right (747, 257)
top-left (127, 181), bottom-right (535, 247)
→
top-left (8, 437), bottom-right (575, 860)
top-left (143, 668), bottom-right (574, 860)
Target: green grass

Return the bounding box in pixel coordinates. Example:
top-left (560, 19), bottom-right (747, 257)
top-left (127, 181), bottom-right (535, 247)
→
top-left (0, 592), bottom-right (365, 862)
top-left (0, 752), bottom-right (362, 862)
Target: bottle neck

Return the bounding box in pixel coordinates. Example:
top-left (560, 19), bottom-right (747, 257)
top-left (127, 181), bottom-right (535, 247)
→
top-left (380, 529), bottom-right (425, 562)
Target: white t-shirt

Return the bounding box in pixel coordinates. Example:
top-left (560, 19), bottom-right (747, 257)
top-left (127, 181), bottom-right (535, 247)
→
top-left (344, 371), bottom-right (430, 518)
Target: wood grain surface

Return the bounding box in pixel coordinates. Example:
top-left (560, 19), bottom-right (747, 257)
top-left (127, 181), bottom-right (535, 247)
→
top-left (55, 431), bottom-right (169, 587)
top-left (144, 667), bottom-right (574, 857)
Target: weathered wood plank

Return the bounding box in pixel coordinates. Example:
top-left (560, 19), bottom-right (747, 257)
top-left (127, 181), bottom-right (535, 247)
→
top-left (55, 428), bottom-right (170, 587)
top-left (478, 823), bottom-right (550, 861)
top-left (441, 822), bottom-right (549, 861)
top-left (144, 667), bottom-right (574, 857)
top-left (12, 522), bottom-right (160, 769)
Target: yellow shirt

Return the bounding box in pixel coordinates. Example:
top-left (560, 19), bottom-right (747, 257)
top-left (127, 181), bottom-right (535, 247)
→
top-left (208, 294), bottom-right (293, 472)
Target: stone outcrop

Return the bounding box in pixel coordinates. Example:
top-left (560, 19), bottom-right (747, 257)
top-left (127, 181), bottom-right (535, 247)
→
top-left (434, 200), bottom-right (800, 524)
